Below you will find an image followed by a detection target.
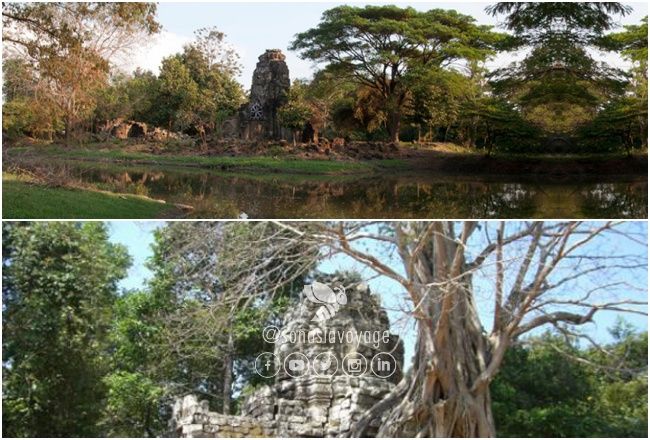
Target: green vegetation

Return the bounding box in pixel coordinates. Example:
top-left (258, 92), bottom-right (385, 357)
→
top-left (8, 144), bottom-right (405, 174)
top-left (290, 5), bottom-right (503, 143)
top-left (101, 223), bottom-right (312, 435)
top-left (2, 175), bottom-right (172, 219)
top-left (492, 329), bottom-right (648, 437)
top-left (2, 223), bottom-right (131, 437)
top-left (1, 2), bottom-right (160, 146)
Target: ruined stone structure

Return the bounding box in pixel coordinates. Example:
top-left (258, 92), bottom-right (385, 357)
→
top-left (102, 119), bottom-right (182, 141)
top-left (238, 49), bottom-right (291, 140)
top-left (170, 280), bottom-right (403, 438)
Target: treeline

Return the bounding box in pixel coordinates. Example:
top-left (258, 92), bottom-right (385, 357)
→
top-left (2, 3), bottom-right (648, 153)
top-left (2, 222), bottom-right (648, 437)
top-left (3, 3), bottom-right (647, 153)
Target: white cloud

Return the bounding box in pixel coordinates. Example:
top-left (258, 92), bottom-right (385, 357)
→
top-left (117, 30), bottom-right (192, 75)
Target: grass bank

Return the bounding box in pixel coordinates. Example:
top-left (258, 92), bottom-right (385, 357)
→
top-left (7, 144), bottom-right (407, 174)
top-left (3, 173), bottom-right (174, 219)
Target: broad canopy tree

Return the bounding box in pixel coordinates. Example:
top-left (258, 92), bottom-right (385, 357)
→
top-left (487, 2), bottom-right (633, 137)
top-left (290, 5), bottom-right (503, 142)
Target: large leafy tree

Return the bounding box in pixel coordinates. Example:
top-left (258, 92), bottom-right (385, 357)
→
top-left (487, 2), bottom-right (631, 139)
top-left (154, 28), bottom-right (244, 145)
top-left (178, 35), bottom-right (244, 145)
top-left (2, 2), bottom-right (160, 146)
top-left (2, 222), bottom-right (130, 437)
top-left (101, 290), bottom-right (168, 437)
top-left (290, 5), bottom-right (502, 142)
top-left (157, 56), bottom-right (201, 134)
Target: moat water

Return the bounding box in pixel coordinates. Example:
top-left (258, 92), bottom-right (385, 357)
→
top-left (8, 159), bottom-right (648, 218)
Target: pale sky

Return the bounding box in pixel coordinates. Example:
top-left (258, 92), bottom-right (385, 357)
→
top-left (122, 1), bottom-right (648, 90)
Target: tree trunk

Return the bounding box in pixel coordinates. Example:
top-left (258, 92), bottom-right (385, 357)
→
top-left (199, 125), bottom-right (207, 150)
top-left (222, 331), bottom-right (233, 414)
top-left (352, 223), bottom-right (496, 437)
top-left (388, 111), bottom-right (401, 143)
top-left (64, 115), bottom-right (72, 147)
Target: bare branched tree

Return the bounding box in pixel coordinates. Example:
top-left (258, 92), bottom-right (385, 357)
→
top-left (151, 222), bottom-right (320, 412)
top-left (262, 221), bottom-right (647, 437)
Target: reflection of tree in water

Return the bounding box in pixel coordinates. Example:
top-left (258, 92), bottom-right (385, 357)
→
top-left (162, 176), bottom-right (541, 218)
top-left (13, 159), bottom-right (646, 218)
top-left (581, 182), bottom-right (648, 218)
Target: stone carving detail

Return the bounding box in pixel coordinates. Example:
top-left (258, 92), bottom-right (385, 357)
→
top-left (170, 277), bottom-right (403, 438)
top-left (249, 102), bottom-right (264, 121)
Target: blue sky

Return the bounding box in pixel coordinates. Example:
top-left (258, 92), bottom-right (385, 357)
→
top-left (125, 1), bottom-right (649, 89)
top-left (109, 221), bottom-right (648, 367)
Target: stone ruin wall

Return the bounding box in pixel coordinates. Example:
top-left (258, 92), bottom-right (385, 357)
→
top-left (171, 395), bottom-right (273, 438)
top-left (170, 280), bottom-right (403, 438)
top-left (100, 119), bottom-right (184, 142)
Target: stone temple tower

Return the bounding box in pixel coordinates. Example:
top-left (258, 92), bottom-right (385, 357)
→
top-left (170, 277), bottom-right (404, 438)
top-left (240, 49), bottom-right (290, 140)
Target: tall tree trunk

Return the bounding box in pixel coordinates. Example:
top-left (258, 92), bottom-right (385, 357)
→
top-left (352, 223), bottom-right (496, 437)
top-left (222, 331), bottom-right (233, 414)
top-left (64, 115), bottom-right (72, 147)
top-left (388, 111), bottom-right (401, 143)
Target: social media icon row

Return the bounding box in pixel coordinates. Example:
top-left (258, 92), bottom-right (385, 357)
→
top-left (254, 351), bottom-right (396, 378)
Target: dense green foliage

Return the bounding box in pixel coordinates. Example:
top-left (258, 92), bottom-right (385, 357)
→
top-left (90, 28), bottom-right (245, 147)
top-left (278, 80), bottom-right (313, 145)
top-left (493, 328), bottom-right (648, 437)
top-left (290, 5), bottom-right (503, 143)
top-left (2, 223), bottom-right (130, 437)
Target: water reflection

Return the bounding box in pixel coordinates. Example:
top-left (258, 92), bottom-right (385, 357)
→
top-left (9, 160), bottom-right (647, 219)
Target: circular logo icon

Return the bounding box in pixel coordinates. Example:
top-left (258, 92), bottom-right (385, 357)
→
top-left (312, 352), bottom-right (339, 377)
top-left (284, 352), bottom-right (310, 378)
top-left (342, 353), bottom-right (367, 377)
top-left (371, 352), bottom-right (397, 378)
top-left (255, 352), bottom-right (280, 378)
top-left (262, 325), bottom-right (280, 343)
